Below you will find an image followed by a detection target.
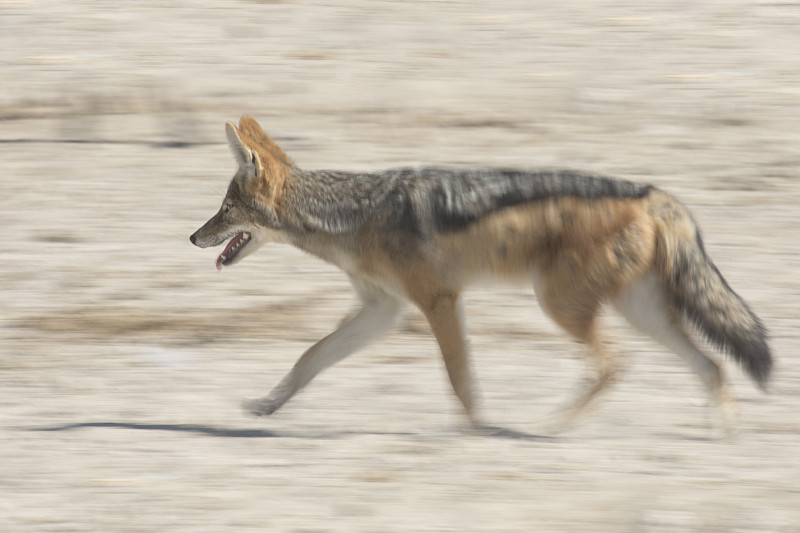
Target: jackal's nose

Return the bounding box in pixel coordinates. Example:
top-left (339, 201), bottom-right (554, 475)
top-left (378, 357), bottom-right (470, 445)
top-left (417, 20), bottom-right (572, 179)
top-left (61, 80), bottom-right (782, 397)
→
top-left (189, 233), bottom-right (197, 245)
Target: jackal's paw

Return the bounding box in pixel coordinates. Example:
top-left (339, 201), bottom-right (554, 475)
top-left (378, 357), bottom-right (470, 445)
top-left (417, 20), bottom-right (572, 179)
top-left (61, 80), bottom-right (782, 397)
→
top-left (535, 409), bottom-right (576, 436)
top-left (242, 397), bottom-right (280, 417)
top-left (716, 400), bottom-right (740, 441)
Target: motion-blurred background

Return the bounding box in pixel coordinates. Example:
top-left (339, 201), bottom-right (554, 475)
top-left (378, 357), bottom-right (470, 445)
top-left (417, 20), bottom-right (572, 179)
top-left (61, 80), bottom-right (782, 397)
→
top-left (2, 2), bottom-right (799, 531)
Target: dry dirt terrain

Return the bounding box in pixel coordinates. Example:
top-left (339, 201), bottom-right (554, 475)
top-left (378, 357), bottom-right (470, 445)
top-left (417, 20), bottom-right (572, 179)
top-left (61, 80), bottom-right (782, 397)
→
top-left (2, 1), bottom-right (800, 531)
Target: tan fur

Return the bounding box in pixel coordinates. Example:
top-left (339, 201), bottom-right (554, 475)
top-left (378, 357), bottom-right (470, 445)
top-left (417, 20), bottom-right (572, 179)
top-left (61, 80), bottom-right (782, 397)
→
top-left (232, 117), bottom-right (291, 206)
top-left (191, 117), bottom-right (771, 437)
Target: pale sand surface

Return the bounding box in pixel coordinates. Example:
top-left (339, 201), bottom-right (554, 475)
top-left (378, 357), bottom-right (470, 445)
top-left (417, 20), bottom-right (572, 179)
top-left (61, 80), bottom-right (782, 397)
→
top-left (2, 1), bottom-right (800, 531)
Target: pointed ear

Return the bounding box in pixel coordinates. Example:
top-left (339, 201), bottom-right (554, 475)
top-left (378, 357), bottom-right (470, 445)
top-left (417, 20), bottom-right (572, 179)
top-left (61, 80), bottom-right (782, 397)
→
top-left (238, 115), bottom-right (263, 135)
top-left (238, 115), bottom-right (295, 167)
top-left (225, 121), bottom-right (254, 171)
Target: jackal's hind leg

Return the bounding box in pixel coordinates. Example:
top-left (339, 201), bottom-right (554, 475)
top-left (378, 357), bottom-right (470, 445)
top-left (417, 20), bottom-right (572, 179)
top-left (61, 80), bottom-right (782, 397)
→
top-left (614, 274), bottom-right (738, 436)
top-left (532, 272), bottom-right (622, 431)
top-left (543, 324), bottom-right (622, 431)
top-left (244, 288), bottom-right (401, 417)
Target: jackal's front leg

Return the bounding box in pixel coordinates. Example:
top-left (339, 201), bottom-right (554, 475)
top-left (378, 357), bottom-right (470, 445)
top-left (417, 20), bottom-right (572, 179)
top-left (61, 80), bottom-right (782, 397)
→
top-left (244, 295), bottom-right (401, 417)
top-left (419, 293), bottom-right (479, 426)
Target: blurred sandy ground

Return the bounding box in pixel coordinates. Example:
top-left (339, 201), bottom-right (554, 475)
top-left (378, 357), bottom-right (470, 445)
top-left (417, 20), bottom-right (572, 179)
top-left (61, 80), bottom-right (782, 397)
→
top-left (2, 1), bottom-right (800, 531)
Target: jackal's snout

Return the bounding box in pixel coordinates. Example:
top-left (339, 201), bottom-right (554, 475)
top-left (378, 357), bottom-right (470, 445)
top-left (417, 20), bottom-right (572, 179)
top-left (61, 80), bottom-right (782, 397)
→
top-left (189, 228), bottom-right (208, 247)
top-left (189, 224), bottom-right (217, 248)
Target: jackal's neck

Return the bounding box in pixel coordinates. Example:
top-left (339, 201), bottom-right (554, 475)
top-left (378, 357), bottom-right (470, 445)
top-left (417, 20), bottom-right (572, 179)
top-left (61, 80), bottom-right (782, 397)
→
top-left (281, 168), bottom-right (391, 236)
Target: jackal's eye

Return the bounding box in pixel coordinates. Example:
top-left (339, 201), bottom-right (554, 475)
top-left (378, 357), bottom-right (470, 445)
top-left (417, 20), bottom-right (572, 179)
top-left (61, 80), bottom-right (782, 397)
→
top-left (223, 203), bottom-right (232, 214)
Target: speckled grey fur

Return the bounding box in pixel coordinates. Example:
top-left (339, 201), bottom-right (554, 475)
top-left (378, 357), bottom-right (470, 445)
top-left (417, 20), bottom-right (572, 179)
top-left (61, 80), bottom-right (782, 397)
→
top-left (283, 166), bottom-right (653, 236)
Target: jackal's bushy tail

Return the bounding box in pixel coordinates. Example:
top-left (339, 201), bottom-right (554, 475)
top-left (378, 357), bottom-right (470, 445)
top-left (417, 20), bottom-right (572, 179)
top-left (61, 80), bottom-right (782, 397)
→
top-left (652, 192), bottom-right (772, 387)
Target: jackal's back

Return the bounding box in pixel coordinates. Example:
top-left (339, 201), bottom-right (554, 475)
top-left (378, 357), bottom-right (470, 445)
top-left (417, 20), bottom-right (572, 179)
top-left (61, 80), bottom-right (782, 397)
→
top-left (416, 167), bottom-right (652, 231)
top-left (289, 167), bottom-right (654, 236)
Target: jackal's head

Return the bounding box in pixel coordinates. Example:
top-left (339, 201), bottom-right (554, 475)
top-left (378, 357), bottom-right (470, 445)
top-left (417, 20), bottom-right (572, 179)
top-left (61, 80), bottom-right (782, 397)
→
top-left (190, 116), bottom-right (294, 269)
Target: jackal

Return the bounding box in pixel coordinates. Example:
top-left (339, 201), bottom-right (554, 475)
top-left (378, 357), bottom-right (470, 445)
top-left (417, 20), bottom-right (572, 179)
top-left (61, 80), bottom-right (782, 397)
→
top-left (190, 116), bottom-right (771, 434)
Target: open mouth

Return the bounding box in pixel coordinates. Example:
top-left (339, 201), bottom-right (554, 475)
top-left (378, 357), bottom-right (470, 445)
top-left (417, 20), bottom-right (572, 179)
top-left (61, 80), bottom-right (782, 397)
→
top-left (216, 232), bottom-right (252, 270)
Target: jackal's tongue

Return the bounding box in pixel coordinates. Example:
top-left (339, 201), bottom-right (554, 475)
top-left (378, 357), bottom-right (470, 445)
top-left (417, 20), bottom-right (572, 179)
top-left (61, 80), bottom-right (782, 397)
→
top-left (216, 232), bottom-right (247, 270)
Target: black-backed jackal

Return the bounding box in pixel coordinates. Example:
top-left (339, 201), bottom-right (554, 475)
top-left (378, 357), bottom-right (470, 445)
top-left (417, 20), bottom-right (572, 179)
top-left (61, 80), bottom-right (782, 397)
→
top-left (191, 116), bottom-right (771, 435)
